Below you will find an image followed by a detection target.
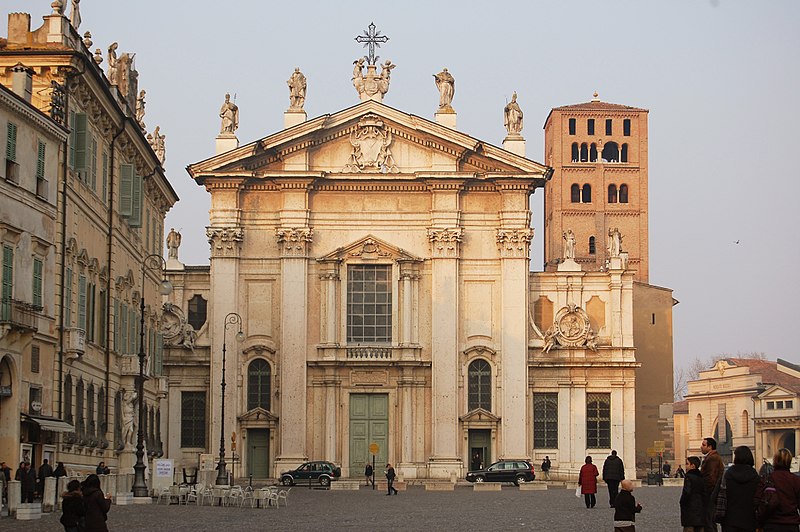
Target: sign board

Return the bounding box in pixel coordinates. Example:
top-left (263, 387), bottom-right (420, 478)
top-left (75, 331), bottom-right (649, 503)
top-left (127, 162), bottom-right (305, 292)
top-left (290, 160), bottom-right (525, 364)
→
top-left (152, 459), bottom-right (174, 493)
top-left (646, 447), bottom-right (657, 457)
top-left (199, 454), bottom-right (216, 471)
top-left (368, 442), bottom-right (379, 455)
top-left (653, 440), bottom-right (665, 452)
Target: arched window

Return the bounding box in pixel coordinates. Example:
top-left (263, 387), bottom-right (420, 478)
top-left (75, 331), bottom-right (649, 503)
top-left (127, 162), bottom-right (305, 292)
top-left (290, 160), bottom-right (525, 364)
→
top-left (76, 379), bottom-right (85, 436)
top-left (589, 236), bottom-right (596, 255)
top-left (582, 184), bottom-right (592, 203)
top-left (468, 359), bottom-right (491, 411)
top-left (87, 383), bottom-right (95, 437)
top-left (97, 387), bottom-right (106, 440)
top-left (602, 141), bottom-right (620, 162)
top-left (589, 143), bottom-right (598, 162)
top-left (64, 375), bottom-right (73, 424)
top-left (619, 184), bottom-right (629, 203)
top-left (621, 143), bottom-right (628, 163)
top-left (696, 414), bottom-right (703, 439)
top-left (247, 359), bottom-right (271, 411)
top-left (571, 143), bottom-right (579, 162)
top-left (580, 143), bottom-right (588, 162)
top-left (188, 295), bottom-right (207, 331)
top-left (571, 184), bottom-right (581, 203)
top-left (741, 410), bottom-right (749, 436)
top-left (608, 184), bottom-right (618, 204)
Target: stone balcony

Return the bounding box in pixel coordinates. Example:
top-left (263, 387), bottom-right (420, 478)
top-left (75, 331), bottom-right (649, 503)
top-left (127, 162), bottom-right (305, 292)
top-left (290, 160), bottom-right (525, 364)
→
top-left (315, 344), bottom-right (424, 363)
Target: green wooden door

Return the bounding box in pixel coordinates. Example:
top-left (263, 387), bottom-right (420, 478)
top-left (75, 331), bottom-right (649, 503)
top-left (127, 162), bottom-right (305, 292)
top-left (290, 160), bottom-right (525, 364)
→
top-left (247, 429), bottom-right (270, 479)
top-left (349, 394), bottom-right (388, 477)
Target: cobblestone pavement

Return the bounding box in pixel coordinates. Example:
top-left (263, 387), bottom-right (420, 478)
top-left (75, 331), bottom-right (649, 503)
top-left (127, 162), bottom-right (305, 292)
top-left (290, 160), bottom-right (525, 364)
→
top-left (2, 484), bottom-right (684, 531)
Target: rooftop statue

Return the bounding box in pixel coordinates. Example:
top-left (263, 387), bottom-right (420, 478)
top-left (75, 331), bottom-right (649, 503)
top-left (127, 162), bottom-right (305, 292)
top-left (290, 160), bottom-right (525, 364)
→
top-left (287, 67), bottom-right (307, 111)
top-left (433, 68), bottom-right (455, 110)
top-left (219, 93), bottom-right (239, 134)
top-left (504, 92), bottom-right (523, 136)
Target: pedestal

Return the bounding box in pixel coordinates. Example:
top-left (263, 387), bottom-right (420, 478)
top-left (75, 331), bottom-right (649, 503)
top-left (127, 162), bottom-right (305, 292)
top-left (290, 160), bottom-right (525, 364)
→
top-left (15, 502), bottom-right (42, 520)
top-left (557, 258), bottom-right (582, 272)
top-left (502, 135), bottom-right (526, 157)
top-left (284, 110), bottom-right (307, 129)
top-left (8, 480), bottom-right (20, 517)
top-left (42, 476), bottom-right (57, 512)
top-left (434, 109), bottom-right (457, 129)
top-left (216, 133), bottom-right (239, 155)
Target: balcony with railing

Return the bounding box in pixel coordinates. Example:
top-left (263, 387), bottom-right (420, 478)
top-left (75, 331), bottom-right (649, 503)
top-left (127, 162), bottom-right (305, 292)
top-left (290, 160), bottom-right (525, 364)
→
top-left (315, 344), bottom-right (424, 363)
top-left (0, 297), bottom-right (39, 333)
top-left (63, 327), bottom-right (86, 360)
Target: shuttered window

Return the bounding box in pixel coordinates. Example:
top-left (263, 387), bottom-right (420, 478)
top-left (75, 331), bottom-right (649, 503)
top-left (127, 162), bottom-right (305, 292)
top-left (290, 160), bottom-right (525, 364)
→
top-left (74, 113), bottom-right (88, 178)
top-left (119, 164), bottom-right (133, 216)
top-left (129, 173), bottom-right (142, 227)
top-left (5, 121), bottom-right (17, 161)
top-left (32, 258), bottom-right (43, 307)
top-left (101, 151), bottom-right (109, 204)
top-left (78, 274), bottom-right (87, 330)
top-left (36, 140), bottom-right (46, 180)
top-left (90, 137), bottom-right (97, 191)
top-left (64, 267), bottom-right (73, 326)
top-left (1, 246), bottom-right (11, 321)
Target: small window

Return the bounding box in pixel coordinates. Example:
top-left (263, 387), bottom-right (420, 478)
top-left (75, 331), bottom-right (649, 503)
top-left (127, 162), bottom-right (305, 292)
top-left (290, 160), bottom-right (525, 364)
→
top-left (605, 119), bottom-right (612, 136)
top-left (580, 143), bottom-right (588, 162)
top-left (31, 345), bottom-right (40, 373)
top-left (187, 295), bottom-right (207, 331)
top-left (623, 119), bottom-right (631, 136)
top-left (608, 184), bottom-right (617, 204)
top-left (582, 184), bottom-right (592, 203)
top-left (571, 184), bottom-right (581, 203)
top-left (587, 119), bottom-right (595, 135)
top-left (621, 143), bottom-right (628, 163)
top-left (776, 401), bottom-right (784, 409)
top-left (619, 184), bottom-right (629, 203)
top-left (766, 401), bottom-right (774, 410)
top-left (589, 143), bottom-right (597, 162)
top-left (32, 258), bottom-right (43, 308)
top-left (571, 143), bottom-right (579, 162)
top-left (589, 236), bottom-right (596, 255)
top-left (568, 118), bottom-right (576, 135)
top-left (786, 400), bottom-right (793, 408)
top-left (6, 121), bottom-right (18, 162)
top-left (651, 313), bottom-right (656, 325)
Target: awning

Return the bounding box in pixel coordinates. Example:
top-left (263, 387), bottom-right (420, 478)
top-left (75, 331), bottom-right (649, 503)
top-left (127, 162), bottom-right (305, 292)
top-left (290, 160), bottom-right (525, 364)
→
top-left (22, 414), bottom-right (74, 433)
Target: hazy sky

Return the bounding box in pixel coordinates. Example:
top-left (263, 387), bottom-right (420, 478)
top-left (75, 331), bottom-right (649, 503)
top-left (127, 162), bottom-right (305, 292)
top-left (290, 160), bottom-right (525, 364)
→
top-left (4, 1), bottom-right (798, 370)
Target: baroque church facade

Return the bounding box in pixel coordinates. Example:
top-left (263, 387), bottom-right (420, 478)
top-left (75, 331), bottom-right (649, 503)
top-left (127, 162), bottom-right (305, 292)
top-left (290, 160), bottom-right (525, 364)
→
top-left (160, 57), bottom-right (672, 480)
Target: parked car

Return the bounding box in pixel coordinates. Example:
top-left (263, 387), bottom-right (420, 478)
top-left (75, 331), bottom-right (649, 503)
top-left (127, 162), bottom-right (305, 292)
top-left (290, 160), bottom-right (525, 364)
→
top-left (465, 460), bottom-right (535, 485)
top-left (280, 460), bottom-right (342, 487)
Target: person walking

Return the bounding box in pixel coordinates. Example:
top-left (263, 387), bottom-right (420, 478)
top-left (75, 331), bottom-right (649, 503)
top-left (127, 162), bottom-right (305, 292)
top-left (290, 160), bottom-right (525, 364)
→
top-left (579, 456), bottom-right (599, 509)
top-left (38, 458), bottom-right (54, 495)
top-left (541, 456), bottom-right (552, 481)
top-left (755, 448), bottom-right (800, 532)
top-left (364, 462), bottom-right (373, 487)
top-left (60, 479), bottom-right (85, 532)
top-left (17, 462), bottom-right (36, 503)
top-left (385, 464), bottom-right (398, 496)
top-left (81, 474), bottom-right (111, 532)
top-left (681, 456), bottom-right (706, 532)
top-left (613, 479), bottom-right (642, 531)
top-left (718, 446), bottom-right (759, 532)
top-left (603, 450), bottom-right (626, 507)
top-left (701, 437), bottom-right (725, 532)
top-left (663, 461), bottom-right (672, 478)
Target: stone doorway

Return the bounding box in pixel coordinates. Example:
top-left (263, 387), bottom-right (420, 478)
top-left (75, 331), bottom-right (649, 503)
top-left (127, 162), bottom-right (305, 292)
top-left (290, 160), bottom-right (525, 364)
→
top-left (349, 393), bottom-right (388, 478)
top-left (469, 429), bottom-right (490, 470)
top-left (247, 428), bottom-right (270, 479)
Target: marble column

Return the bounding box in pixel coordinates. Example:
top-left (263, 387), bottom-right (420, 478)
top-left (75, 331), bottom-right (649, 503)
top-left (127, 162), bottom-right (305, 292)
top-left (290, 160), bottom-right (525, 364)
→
top-left (323, 373), bottom-right (339, 462)
top-left (622, 382), bottom-right (637, 480)
top-left (397, 369), bottom-right (416, 478)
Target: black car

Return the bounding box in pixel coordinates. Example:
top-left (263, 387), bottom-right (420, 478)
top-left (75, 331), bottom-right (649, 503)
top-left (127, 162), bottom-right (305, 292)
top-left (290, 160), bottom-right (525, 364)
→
top-left (465, 460), bottom-right (535, 485)
top-left (280, 460), bottom-right (342, 487)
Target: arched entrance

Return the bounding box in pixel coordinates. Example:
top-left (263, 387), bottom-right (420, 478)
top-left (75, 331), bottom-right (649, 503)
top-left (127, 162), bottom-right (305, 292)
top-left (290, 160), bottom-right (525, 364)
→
top-left (0, 355), bottom-right (19, 465)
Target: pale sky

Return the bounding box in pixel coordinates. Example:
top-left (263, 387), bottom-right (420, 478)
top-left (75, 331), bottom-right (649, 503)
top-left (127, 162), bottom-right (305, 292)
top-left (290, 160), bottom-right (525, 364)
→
top-left (4, 0), bottom-right (798, 370)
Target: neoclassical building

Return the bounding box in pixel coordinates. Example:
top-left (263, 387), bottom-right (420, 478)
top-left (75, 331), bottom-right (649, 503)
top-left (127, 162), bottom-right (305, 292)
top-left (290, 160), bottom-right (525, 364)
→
top-left (161, 82), bottom-right (646, 480)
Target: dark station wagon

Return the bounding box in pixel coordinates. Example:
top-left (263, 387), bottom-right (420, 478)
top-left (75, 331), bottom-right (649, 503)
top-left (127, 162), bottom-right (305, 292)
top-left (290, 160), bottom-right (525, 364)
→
top-left (280, 460), bottom-right (342, 487)
top-left (465, 460), bottom-right (535, 485)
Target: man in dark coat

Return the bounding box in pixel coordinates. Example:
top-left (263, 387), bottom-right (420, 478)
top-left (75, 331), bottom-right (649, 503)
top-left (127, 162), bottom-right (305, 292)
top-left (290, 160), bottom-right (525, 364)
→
top-left (602, 450), bottom-right (626, 507)
top-left (680, 456), bottom-right (706, 532)
top-left (20, 462), bottom-right (36, 503)
top-left (37, 458), bottom-right (53, 495)
top-left (700, 437), bottom-right (725, 532)
top-left (81, 474), bottom-right (111, 532)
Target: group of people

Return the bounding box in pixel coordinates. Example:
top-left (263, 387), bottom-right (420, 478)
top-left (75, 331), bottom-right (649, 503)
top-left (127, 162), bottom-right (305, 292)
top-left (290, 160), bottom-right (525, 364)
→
top-left (363, 462), bottom-right (399, 495)
top-left (576, 450), bottom-right (642, 532)
top-left (680, 437), bottom-right (800, 532)
top-left (60, 474), bottom-right (113, 532)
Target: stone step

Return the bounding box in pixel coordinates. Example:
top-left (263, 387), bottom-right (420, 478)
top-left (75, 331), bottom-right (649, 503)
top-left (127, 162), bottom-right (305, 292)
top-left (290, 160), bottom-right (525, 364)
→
top-left (424, 482), bottom-right (454, 491)
top-left (473, 482), bottom-right (501, 491)
top-left (16, 503), bottom-right (42, 521)
top-left (330, 480), bottom-right (361, 491)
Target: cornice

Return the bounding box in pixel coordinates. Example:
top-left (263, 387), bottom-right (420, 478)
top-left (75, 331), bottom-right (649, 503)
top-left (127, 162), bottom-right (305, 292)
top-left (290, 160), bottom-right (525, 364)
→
top-left (0, 86), bottom-right (68, 141)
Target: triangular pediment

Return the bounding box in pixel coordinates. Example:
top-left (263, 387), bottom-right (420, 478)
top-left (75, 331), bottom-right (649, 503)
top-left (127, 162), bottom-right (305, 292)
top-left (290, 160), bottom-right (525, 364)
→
top-left (318, 234), bottom-right (422, 262)
top-left (188, 100), bottom-right (550, 182)
top-left (757, 384), bottom-right (795, 399)
top-left (459, 408), bottom-right (501, 423)
top-left (237, 407), bottom-right (279, 423)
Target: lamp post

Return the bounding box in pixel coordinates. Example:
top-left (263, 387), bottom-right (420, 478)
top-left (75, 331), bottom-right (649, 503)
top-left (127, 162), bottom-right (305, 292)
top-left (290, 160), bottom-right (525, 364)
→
top-left (216, 312), bottom-right (244, 485)
top-left (132, 254), bottom-right (172, 498)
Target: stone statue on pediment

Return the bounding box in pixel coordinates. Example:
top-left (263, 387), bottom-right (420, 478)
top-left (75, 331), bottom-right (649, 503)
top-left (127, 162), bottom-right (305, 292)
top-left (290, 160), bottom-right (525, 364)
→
top-left (219, 93), bottom-right (239, 134)
top-left (135, 89), bottom-right (146, 127)
top-left (70, 0), bottom-right (81, 30)
top-left (287, 67), bottom-right (307, 111)
top-left (504, 92), bottom-right (523, 136)
top-left (563, 229), bottom-right (576, 260)
top-left (608, 227), bottom-right (623, 257)
top-left (433, 68), bottom-right (455, 110)
top-left (150, 126), bottom-right (165, 163)
top-left (352, 58), bottom-right (395, 102)
top-left (107, 42), bottom-right (119, 85)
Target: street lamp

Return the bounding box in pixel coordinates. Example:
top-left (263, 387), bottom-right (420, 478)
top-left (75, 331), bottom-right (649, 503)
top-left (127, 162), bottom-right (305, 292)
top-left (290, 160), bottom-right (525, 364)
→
top-left (216, 312), bottom-right (244, 485)
top-left (132, 254), bottom-right (172, 498)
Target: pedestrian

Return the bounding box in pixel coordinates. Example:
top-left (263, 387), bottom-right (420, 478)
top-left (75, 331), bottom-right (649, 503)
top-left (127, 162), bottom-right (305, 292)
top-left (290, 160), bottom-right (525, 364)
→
top-left (385, 463), bottom-right (398, 496)
top-left (18, 461), bottom-right (36, 503)
top-left (613, 479), bottom-right (642, 531)
top-left (541, 456), bottom-right (552, 481)
top-left (578, 456), bottom-right (599, 509)
top-left (0, 461), bottom-right (10, 481)
top-left (54, 461), bottom-right (67, 479)
top-left (717, 445), bottom-right (759, 532)
top-left (603, 450), bottom-right (626, 507)
top-left (1, 461), bottom-right (10, 504)
top-left (95, 462), bottom-right (109, 475)
top-left (81, 474), bottom-right (111, 532)
top-left (755, 447), bottom-right (800, 532)
top-left (364, 462), bottom-right (373, 487)
top-left (664, 461), bottom-right (672, 478)
top-left (701, 436), bottom-right (725, 532)
top-left (681, 456), bottom-right (706, 532)
top-left (60, 479), bottom-right (85, 532)
top-left (38, 458), bottom-right (54, 495)
top-left (676, 464), bottom-right (686, 478)
top-left (472, 452), bottom-right (482, 471)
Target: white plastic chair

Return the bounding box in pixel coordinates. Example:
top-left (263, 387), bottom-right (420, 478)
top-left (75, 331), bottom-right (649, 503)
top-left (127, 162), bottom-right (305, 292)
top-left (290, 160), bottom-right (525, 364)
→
top-left (156, 486), bottom-right (171, 505)
top-left (277, 487), bottom-right (291, 507)
top-left (185, 486), bottom-right (199, 505)
top-left (256, 487), bottom-right (279, 509)
top-left (225, 485), bottom-right (244, 507)
top-left (238, 486), bottom-right (254, 508)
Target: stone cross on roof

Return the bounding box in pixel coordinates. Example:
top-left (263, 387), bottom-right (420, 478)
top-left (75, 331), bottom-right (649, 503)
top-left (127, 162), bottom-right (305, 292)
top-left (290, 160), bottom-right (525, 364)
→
top-left (355, 22), bottom-right (389, 66)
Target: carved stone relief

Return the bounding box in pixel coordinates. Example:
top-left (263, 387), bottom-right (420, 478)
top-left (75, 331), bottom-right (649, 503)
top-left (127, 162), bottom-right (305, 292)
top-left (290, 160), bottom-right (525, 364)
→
top-left (343, 114), bottom-right (398, 173)
top-left (206, 227), bottom-right (243, 257)
top-left (542, 304), bottom-right (598, 353)
top-left (275, 227), bottom-right (313, 256)
top-left (161, 302), bottom-right (197, 352)
top-left (427, 228), bottom-right (462, 258)
top-left (496, 228), bottom-right (533, 258)
top-left (348, 238), bottom-right (391, 259)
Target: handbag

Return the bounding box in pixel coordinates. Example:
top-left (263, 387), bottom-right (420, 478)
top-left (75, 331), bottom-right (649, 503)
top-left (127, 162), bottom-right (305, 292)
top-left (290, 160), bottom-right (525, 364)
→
top-left (756, 474), bottom-right (779, 523)
top-left (575, 485), bottom-right (581, 498)
top-left (713, 473), bottom-right (728, 523)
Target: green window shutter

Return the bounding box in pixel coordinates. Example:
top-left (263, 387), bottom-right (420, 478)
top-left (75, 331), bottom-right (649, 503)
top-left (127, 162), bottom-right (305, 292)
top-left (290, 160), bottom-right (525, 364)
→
top-left (98, 289), bottom-right (107, 347)
top-left (120, 303), bottom-right (127, 354)
top-left (119, 164), bottom-right (133, 217)
top-left (74, 113), bottom-right (87, 174)
top-left (32, 258), bottom-right (43, 308)
top-left (78, 275), bottom-right (87, 330)
top-left (87, 283), bottom-right (96, 342)
top-left (101, 151), bottom-right (108, 204)
top-left (68, 111), bottom-right (76, 168)
top-left (2, 246), bottom-right (13, 321)
top-left (36, 141), bottom-right (46, 180)
top-left (113, 297), bottom-right (120, 352)
top-left (90, 137), bottom-right (98, 190)
top-left (6, 122), bottom-right (17, 161)
top-left (155, 332), bottom-right (163, 376)
top-left (129, 173), bottom-right (142, 227)
top-left (128, 306), bottom-right (136, 355)
top-left (64, 267), bottom-right (73, 325)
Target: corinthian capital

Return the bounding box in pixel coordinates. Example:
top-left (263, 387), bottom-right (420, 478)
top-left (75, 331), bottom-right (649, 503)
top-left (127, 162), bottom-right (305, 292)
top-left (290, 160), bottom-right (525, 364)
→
top-left (276, 227), bottom-right (314, 256)
top-left (206, 226), bottom-right (244, 257)
top-left (427, 227), bottom-right (462, 258)
top-left (496, 228), bottom-right (533, 258)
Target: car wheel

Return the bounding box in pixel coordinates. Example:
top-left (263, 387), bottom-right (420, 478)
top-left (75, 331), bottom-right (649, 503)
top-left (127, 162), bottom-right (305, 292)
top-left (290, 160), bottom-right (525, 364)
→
top-left (319, 476), bottom-right (330, 487)
top-left (281, 476), bottom-right (293, 486)
top-left (475, 476), bottom-right (485, 483)
top-left (515, 474), bottom-right (527, 486)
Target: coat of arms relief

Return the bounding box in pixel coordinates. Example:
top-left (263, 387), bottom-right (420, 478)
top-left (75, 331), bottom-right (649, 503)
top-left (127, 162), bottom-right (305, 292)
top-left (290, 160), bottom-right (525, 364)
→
top-left (343, 114), bottom-right (398, 173)
top-left (542, 304), bottom-right (598, 353)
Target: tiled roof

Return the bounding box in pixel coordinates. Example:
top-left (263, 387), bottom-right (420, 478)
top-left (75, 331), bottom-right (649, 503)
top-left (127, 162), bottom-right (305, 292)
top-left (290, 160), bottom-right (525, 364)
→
top-left (672, 400), bottom-right (689, 413)
top-left (551, 100), bottom-right (648, 112)
top-left (726, 358), bottom-right (800, 394)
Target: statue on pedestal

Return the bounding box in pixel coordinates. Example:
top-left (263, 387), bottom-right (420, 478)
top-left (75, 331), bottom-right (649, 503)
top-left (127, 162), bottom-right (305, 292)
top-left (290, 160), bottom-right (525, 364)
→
top-left (608, 227), bottom-right (623, 257)
top-left (563, 229), bottom-right (576, 260)
top-left (287, 67), bottom-right (307, 111)
top-left (352, 58), bottom-right (395, 102)
top-left (219, 93), bottom-right (239, 134)
top-left (150, 126), bottom-right (165, 163)
top-left (107, 42), bottom-right (119, 85)
top-left (166, 228), bottom-right (181, 259)
top-left (121, 390), bottom-right (137, 448)
top-left (70, 0), bottom-right (81, 30)
top-left (433, 68), bottom-right (455, 110)
top-left (135, 89), bottom-right (146, 127)
top-left (504, 92), bottom-right (524, 136)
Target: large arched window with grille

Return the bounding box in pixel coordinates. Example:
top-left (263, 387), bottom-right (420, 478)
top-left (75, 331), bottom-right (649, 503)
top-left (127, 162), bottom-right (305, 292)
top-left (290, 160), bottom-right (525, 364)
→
top-left (247, 359), bottom-right (272, 411)
top-left (468, 359), bottom-right (492, 411)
